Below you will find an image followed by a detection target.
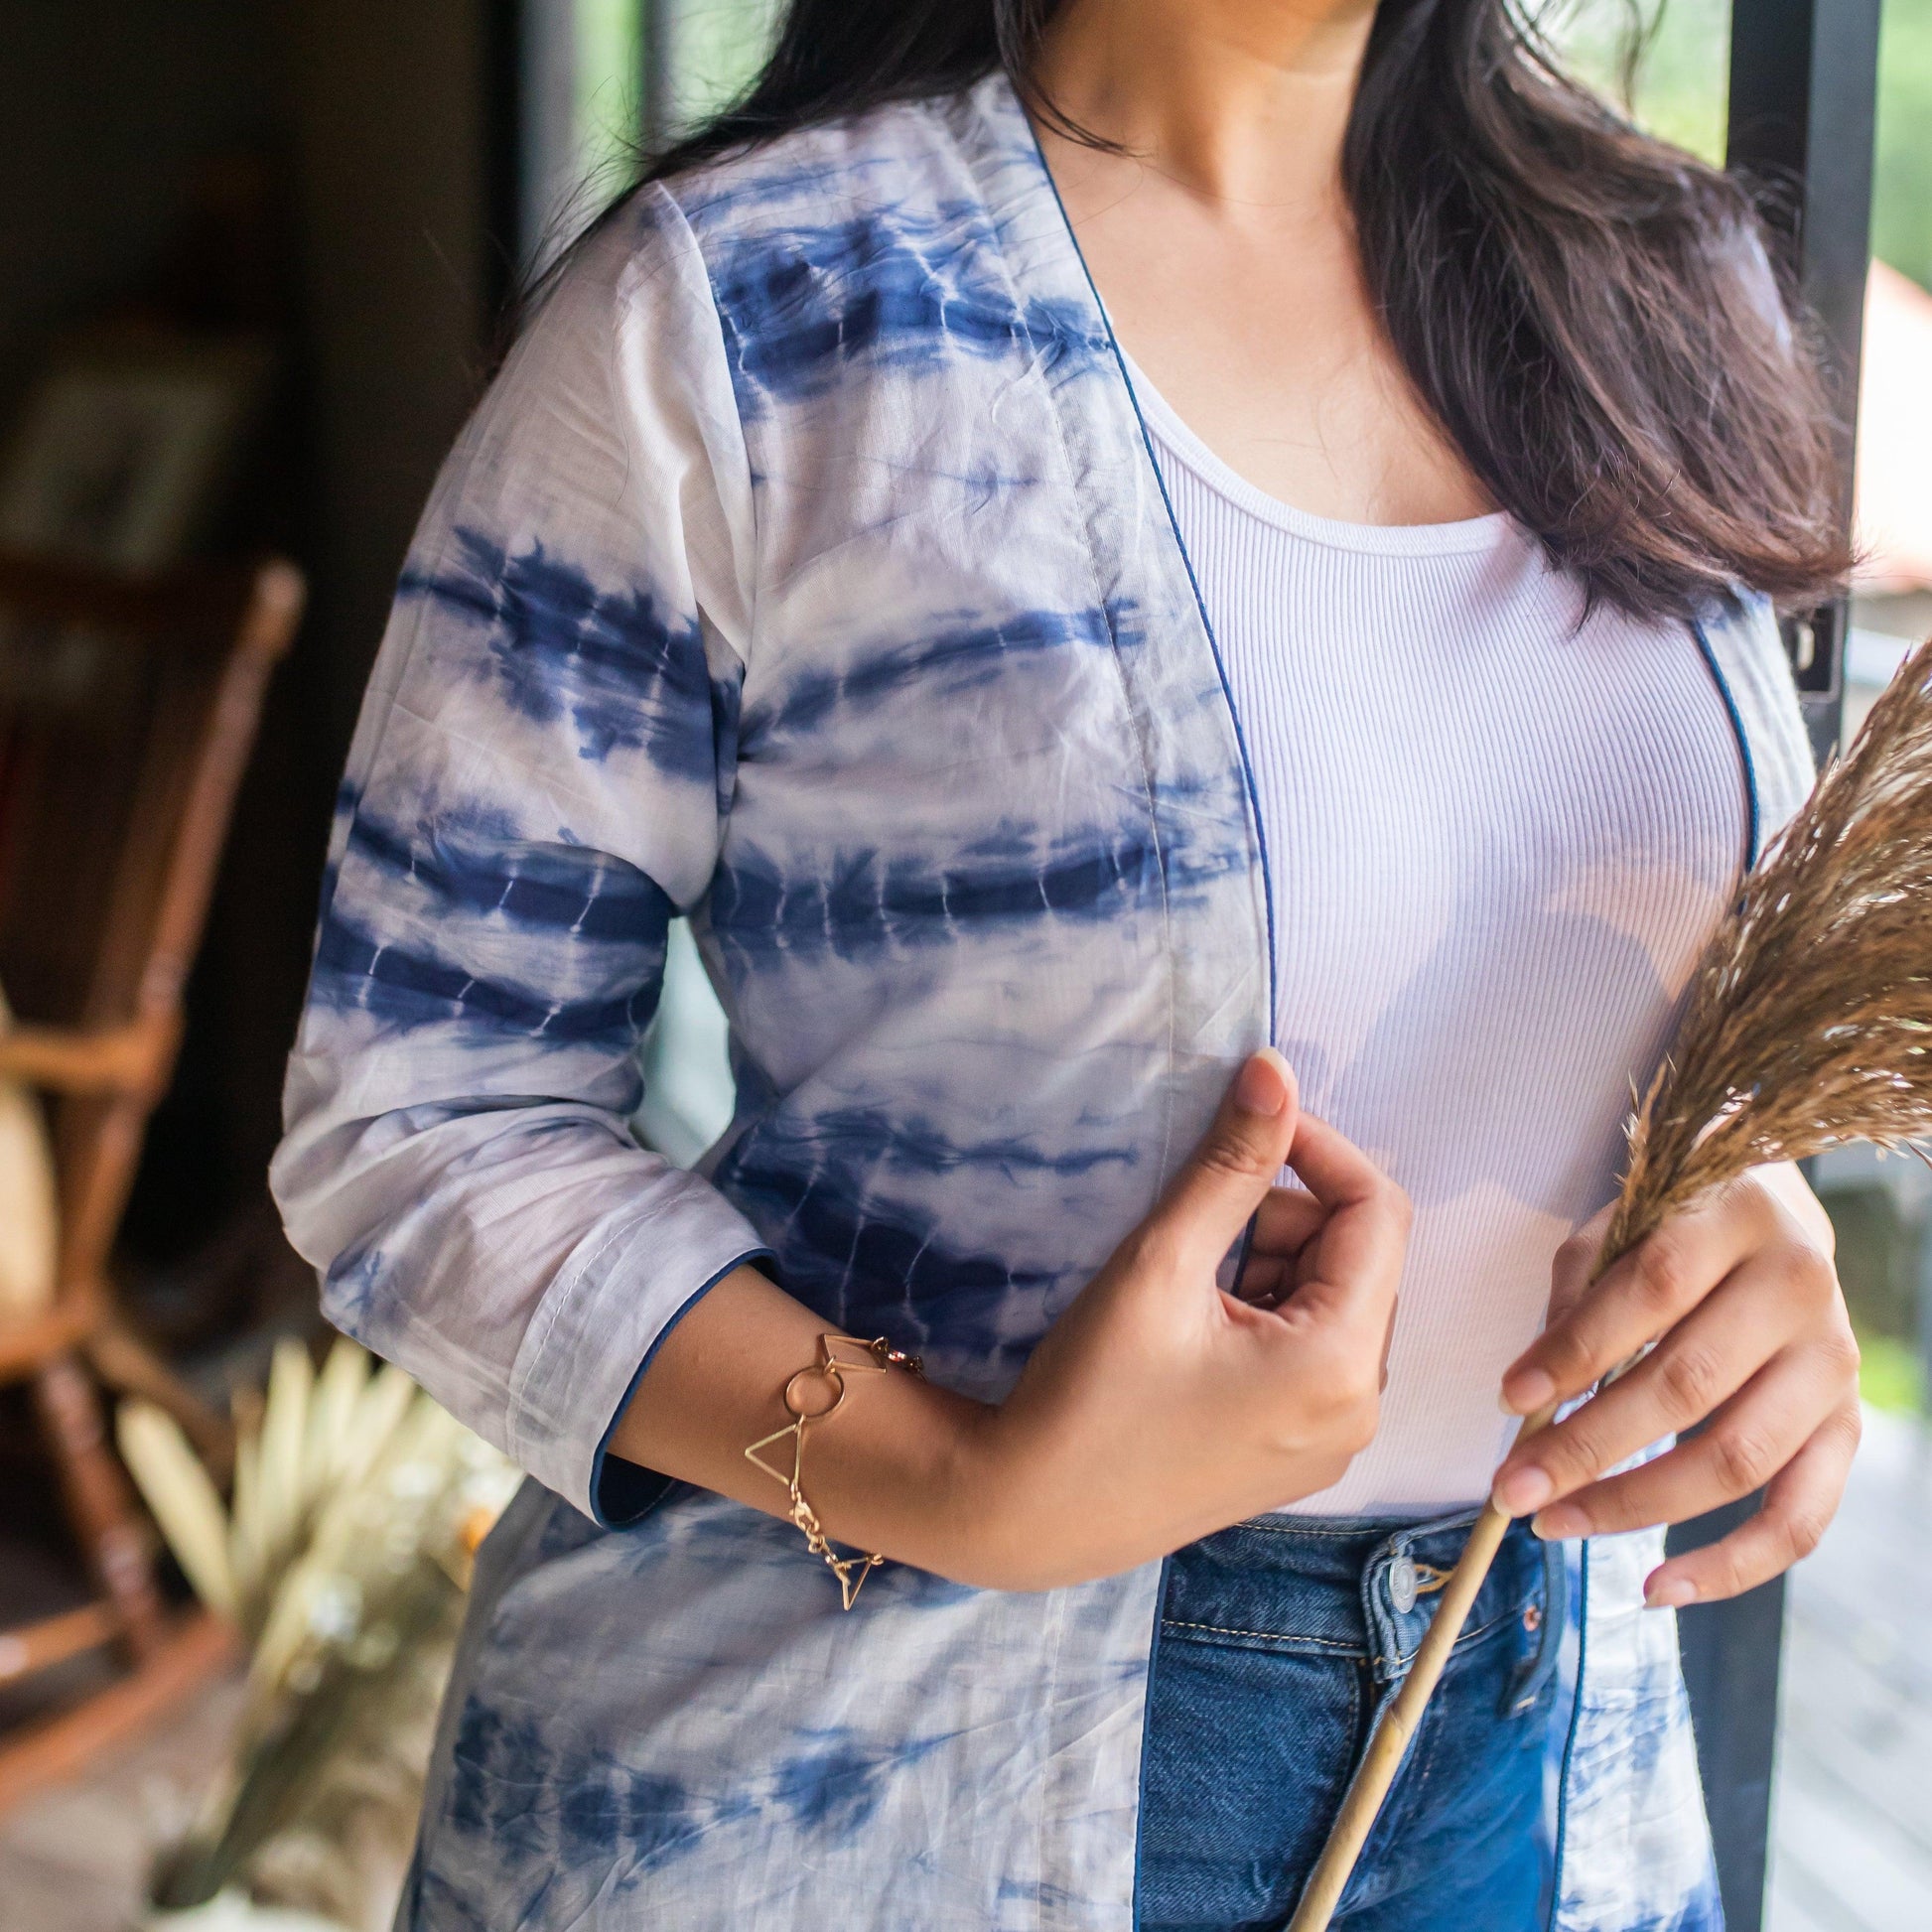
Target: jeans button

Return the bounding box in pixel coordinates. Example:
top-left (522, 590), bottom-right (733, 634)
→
top-left (1389, 1553), bottom-right (1419, 1614)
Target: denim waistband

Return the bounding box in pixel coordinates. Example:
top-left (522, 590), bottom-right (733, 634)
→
top-left (1160, 1506), bottom-right (1566, 1716)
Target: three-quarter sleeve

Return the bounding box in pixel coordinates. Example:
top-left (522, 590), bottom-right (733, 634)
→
top-left (271, 187), bottom-right (765, 1523)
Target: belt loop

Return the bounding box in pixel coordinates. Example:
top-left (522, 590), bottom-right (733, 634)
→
top-left (1362, 1529), bottom-right (1406, 1686)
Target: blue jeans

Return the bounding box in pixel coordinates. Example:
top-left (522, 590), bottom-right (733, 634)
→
top-left (1138, 1509), bottom-right (1563, 1931)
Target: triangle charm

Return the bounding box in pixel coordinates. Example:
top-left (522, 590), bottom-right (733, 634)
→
top-left (744, 1422), bottom-right (801, 1490)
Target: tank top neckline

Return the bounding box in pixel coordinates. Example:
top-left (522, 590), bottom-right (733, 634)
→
top-left (1120, 348), bottom-right (1522, 561)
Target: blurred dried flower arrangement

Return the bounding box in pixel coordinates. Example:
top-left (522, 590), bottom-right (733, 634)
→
top-left (115, 1338), bottom-right (519, 1932)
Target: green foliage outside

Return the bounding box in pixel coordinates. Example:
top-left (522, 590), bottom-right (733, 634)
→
top-left (1857, 1331), bottom-right (1923, 1412)
top-left (1817, 1182), bottom-right (1927, 1413)
top-left (1548, 0), bottom-right (1932, 291)
top-left (1541, 0), bottom-right (1731, 159)
top-left (665, 0), bottom-right (786, 133)
top-left (1872, 2), bottom-right (1932, 290)
top-left (575, 0), bottom-right (645, 175)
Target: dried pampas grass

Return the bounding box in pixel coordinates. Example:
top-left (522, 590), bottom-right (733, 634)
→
top-left (118, 1339), bottom-right (520, 1932)
top-left (1291, 637), bottom-right (1932, 1932)
top-left (1607, 634), bottom-right (1932, 1259)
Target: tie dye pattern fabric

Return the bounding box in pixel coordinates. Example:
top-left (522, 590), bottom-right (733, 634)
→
top-left (271, 73), bottom-right (1815, 1930)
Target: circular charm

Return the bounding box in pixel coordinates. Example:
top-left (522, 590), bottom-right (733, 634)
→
top-left (782, 1363), bottom-right (848, 1422)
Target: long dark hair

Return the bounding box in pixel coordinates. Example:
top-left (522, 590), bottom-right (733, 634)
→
top-left (593, 0), bottom-right (1850, 621)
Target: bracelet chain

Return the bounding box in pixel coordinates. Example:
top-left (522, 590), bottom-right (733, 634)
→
top-left (744, 1333), bottom-right (924, 1609)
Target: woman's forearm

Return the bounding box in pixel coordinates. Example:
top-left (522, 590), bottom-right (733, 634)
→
top-left (608, 1264), bottom-right (1006, 1582)
top-left (607, 1055), bottom-right (1408, 1595)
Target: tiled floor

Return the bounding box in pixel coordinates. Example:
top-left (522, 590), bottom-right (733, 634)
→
top-left (1, 1412), bottom-right (1924, 1932)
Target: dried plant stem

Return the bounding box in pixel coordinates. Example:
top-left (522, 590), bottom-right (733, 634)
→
top-left (1293, 1254), bottom-right (1631, 1931)
top-left (1285, 1400), bottom-right (1561, 1932)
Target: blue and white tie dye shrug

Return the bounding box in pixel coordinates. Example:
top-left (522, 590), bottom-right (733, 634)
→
top-left (272, 73), bottom-right (1817, 1932)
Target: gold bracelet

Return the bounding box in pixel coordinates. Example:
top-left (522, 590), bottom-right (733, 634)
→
top-left (745, 1333), bottom-right (923, 1609)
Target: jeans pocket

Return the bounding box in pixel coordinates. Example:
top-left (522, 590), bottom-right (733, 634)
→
top-left (1138, 1624), bottom-right (1366, 1931)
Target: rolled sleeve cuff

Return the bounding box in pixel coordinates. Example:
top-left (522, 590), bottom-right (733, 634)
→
top-left (505, 1173), bottom-right (770, 1522)
top-left (587, 1247), bottom-right (773, 1526)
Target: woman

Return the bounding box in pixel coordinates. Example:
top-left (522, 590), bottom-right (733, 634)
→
top-left (273, 2), bottom-right (1863, 1926)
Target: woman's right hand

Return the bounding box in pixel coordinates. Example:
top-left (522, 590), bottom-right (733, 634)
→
top-left (961, 1048), bottom-right (1407, 1589)
top-left (613, 1048), bottom-right (1405, 1594)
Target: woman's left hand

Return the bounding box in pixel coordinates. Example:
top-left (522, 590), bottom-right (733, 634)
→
top-left (1490, 1164), bottom-right (1862, 1607)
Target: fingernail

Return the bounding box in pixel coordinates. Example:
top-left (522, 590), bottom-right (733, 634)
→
top-left (1492, 1466), bottom-right (1554, 1517)
top-left (1646, 1577), bottom-right (1696, 1609)
top-left (1501, 1369), bottom-right (1555, 1415)
top-left (1531, 1504), bottom-right (1584, 1541)
top-left (1235, 1054), bottom-right (1286, 1117)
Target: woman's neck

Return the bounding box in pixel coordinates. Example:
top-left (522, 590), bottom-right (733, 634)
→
top-left (1035, 0), bottom-right (1377, 218)
top-left (1027, 0), bottom-right (1492, 527)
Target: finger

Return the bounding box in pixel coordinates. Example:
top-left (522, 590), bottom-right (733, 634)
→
top-left (1250, 1185), bottom-right (1326, 1257)
top-left (1234, 1190), bottom-right (1326, 1308)
top-left (1293, 1205), bottom-right (1407, 1329)
top-left (1547, 1199), bottom-right (1615, 1326)
top-left (1234, 1255), bottom-right (1292, 1307)
top-left (1640, 1400), bottom-right (1860, 1606)
top-left (1517, 1331), bottom-right (1857, 1535)
top-left (1501, 1179), bottom-right (1777, 1416)
top-left (1492, 1245), bottom-right (1833, 1516)
top-left (1150, 1050), bottom-right (1300, 1266)
top-left (1277, 1119), bottom-right (1409, 1328)
top-left (1237, 1232), bottom-right (1372, 1311)
top-left (1286, 1109), bottom-right (1390, 1213)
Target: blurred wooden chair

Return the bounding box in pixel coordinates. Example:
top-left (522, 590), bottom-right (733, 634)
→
top-left (0, 550), bottom-right (302, 1800)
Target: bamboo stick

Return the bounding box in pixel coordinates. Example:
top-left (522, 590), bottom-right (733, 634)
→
top-left (1286, 1399), bottom-right (1560, 1932)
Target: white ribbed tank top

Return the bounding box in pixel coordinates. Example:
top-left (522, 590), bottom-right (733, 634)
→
top-left (1129, 362), bottom-right (1748, 1515)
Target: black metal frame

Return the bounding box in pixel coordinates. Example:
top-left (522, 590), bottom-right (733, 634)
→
top-left (483, 0), bottom-right (525, 327)
top-left (1725, 0), bottom-right (1882, 767)
top-left (1666, 9), bottom-right (1881, 1928)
